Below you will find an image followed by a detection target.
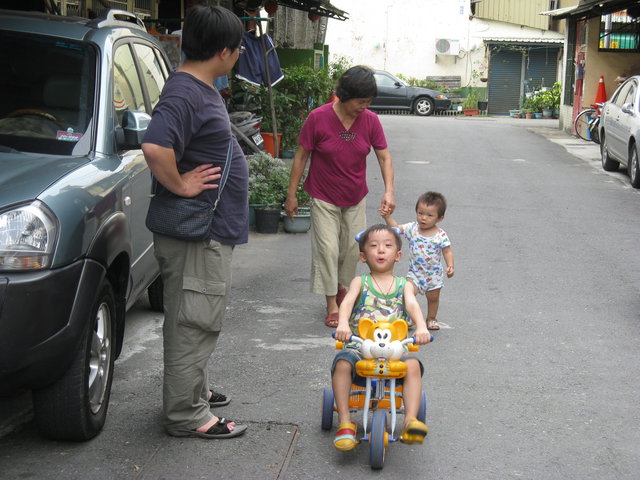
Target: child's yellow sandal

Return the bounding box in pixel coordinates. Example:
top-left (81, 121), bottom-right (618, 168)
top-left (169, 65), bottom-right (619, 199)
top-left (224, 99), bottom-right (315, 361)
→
top-left (333, 422), bottom-right (358, 451)
top-left (400, 418), bottom-right (428, 444)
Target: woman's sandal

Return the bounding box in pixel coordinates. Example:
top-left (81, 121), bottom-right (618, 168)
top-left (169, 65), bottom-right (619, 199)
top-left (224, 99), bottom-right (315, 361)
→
top-left (324, 312), bottom-right (339, 328)
top-left (168, 418), bottom-right (247, 439)
top-left (333, 422), bottom-right (358, 451)
top-left (400, 418), bottom-right (428, 444)
top-left (427, 319), bottom-right (440, 330)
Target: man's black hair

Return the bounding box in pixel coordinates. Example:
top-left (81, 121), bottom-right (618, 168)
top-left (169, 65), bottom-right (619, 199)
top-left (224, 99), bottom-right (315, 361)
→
top-left (182, 5), bottom-right (243, 61)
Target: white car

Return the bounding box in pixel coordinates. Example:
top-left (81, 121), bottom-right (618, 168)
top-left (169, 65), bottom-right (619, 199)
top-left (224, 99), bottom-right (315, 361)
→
top-left (599, 75), bottom-right (640, 187)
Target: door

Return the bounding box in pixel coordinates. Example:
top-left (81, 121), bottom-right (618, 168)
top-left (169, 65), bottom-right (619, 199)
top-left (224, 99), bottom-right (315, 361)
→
top-left (488, 49), bottom-right (522, 114)
top-left (606, 79), bottom-right (636, 160)
top-left (113, 41), bottom-right (168, 302)
top-left (373, 71), bottom-right (410, 109)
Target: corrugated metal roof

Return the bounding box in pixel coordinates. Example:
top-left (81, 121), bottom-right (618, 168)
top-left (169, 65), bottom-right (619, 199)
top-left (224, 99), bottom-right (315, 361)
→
top-left (541, 0), bottom-right (640, 19)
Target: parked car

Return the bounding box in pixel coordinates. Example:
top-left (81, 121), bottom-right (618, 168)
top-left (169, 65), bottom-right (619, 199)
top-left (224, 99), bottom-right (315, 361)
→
top-left (369, 70), bottom-right (451, 116)
top-left (599, 75), bottom-right (640, 187)
top-left (0, 8), bottom-right (167, 440)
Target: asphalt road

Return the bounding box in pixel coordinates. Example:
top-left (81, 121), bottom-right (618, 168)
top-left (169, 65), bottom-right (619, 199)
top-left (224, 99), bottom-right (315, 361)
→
top-left (1, 116), bottom-right (639, 480)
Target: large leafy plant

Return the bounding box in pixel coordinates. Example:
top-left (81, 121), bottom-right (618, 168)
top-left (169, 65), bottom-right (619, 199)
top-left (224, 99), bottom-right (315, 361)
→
top-left (247, 152), bottom-right (290, 206)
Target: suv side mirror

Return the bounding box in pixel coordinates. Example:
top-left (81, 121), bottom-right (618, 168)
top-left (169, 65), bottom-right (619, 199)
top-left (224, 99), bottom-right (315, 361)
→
top-left (117, 110), bottom-right (151, 149)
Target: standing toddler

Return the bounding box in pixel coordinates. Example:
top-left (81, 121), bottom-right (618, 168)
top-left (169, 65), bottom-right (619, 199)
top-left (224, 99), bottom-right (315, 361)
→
top-left (382, 191), bottom-right (454, 330)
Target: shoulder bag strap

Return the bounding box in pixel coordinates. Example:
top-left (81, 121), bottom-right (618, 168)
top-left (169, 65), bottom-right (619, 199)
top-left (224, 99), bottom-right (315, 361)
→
top-left (211, 139), bottom-right (233, 211)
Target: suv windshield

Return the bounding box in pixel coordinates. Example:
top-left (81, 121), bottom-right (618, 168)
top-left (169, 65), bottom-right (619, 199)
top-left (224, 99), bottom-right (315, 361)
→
top-left (0, 31), bottom-right (96, 156)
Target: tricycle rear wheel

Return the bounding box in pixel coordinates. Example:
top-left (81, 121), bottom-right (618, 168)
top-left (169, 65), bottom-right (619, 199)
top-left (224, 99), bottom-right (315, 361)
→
top-left (321, 387), bottom-right (334, 430)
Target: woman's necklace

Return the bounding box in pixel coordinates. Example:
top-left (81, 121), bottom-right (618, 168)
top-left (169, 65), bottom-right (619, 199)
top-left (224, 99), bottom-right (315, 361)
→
top-left (371, 274), bottom-right (394, 296)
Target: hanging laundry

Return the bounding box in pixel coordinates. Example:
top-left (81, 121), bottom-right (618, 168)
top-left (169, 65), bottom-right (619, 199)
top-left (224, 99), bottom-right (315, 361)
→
top-left (236, 31), bottom-right (284, 87)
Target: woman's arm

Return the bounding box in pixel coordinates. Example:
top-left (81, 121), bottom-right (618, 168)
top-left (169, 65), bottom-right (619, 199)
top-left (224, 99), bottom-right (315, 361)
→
top-left (284, 145), bottom-right (311, 220)
top-left (374, 148), bottom-right (395, 216)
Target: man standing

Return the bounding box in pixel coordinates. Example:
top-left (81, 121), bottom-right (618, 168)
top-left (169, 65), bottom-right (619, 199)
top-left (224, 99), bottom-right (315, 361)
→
top-left (142, 5), bottom-right (248, 439)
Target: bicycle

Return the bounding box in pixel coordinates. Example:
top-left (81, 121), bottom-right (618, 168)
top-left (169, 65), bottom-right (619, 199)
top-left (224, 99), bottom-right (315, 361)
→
top-left (574, 103), bottom-right (603, 144)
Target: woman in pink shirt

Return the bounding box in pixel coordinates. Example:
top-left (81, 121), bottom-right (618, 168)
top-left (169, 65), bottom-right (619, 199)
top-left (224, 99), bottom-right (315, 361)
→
top-left (284, 66), bottom-right (396, 327)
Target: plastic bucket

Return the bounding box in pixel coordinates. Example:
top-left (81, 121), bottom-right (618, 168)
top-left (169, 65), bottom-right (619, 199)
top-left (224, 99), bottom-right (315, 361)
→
top-left (262, 133), bottom-right (282, 156)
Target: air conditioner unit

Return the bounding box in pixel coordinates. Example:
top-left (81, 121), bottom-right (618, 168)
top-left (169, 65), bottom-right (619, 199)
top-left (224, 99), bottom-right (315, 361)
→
top-left (435, 39), bottom-right (460, 55)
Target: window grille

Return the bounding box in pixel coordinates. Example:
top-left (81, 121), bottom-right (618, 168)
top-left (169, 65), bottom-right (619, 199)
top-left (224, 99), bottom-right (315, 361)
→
top-left (599, 9), bottom-right (640, 52)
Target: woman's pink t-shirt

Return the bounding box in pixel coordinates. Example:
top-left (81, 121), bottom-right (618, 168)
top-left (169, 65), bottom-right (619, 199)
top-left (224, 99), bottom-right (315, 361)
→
top-left (299, 102), bottom-right (388, 207)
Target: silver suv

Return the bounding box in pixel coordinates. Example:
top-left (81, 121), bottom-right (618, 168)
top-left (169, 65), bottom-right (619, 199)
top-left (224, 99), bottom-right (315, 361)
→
top-left (0, 9), bottom-right (168, 440)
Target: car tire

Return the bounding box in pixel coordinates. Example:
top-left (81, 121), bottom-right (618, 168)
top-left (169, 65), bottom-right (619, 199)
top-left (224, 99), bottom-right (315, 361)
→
top-left (413, 97), bottom-right (434, 116)
top-left (628, 143), bottom-right (640, 188)
top-left (33, 279), bottom-right (116, 441)
top-left (600, 134), bottom-right (619, 171)
top-left (147, 274), bottom-right (164, 312)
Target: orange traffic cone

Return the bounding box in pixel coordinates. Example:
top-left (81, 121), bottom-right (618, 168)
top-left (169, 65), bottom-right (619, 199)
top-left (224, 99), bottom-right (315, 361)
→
top-left (595, 75), bottom-right (607, 104)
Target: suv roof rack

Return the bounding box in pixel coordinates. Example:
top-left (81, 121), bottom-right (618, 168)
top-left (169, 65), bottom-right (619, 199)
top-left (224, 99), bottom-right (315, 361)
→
top-left (88, 9), bottom-right (145, 31)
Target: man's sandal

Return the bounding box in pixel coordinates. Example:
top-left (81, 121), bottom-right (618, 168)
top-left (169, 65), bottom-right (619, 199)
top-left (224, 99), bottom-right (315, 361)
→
top-left (333, 422), bottom-right (358, 451)
top-left (208, 390), bottom-right (231, 407)
top-left (167, 418), bottom-right (247, 439)
top-left (400, 418), bottom-right (428, 444)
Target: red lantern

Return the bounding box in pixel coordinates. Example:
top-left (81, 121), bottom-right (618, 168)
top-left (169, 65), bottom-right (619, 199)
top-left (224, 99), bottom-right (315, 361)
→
top-left (308, 12), bottom-right (320, 22)
top-left (264, 1), bottom-right (278, 14)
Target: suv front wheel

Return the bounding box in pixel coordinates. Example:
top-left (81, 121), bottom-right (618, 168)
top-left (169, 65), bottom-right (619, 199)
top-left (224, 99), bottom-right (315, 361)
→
top-left (32, 279), bottom-right (116, 441)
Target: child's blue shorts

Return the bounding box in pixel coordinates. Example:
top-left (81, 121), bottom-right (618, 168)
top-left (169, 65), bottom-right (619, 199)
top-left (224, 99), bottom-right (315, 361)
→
top-left (331, 347), bottom-right (424, 385)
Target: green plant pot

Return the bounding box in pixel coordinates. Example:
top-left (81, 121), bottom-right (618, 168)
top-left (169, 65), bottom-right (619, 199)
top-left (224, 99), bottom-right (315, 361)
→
top-left (282, 207), bottom-right (311, 233)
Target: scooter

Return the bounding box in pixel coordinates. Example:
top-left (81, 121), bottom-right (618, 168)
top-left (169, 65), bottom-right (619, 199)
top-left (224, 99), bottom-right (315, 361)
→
top-left (229, 111), bottom-right (264, 154)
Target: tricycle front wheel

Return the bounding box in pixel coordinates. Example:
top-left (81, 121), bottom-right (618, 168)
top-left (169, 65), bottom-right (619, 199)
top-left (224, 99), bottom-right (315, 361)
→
top-left (370, 409), bottom-right (388, 469)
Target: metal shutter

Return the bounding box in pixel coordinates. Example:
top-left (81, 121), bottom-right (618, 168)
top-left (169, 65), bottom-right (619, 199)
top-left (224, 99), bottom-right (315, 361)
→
top-left (525, 47), bottom-right (560, 91)
top-left (488, 48), bottom-right (523, 114)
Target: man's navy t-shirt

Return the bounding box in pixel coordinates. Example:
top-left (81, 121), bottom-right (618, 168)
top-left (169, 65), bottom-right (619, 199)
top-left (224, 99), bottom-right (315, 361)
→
top-left (144, 72), bottom-right (248, 245)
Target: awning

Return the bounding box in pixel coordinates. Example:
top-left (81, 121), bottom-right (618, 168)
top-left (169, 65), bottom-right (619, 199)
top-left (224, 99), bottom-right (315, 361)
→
top-left (271, 0), bottom-right (348, 20)
top-left (483, 37), bottom-right (564, 45)
top-left (540, 0), bottom-right (640, 20)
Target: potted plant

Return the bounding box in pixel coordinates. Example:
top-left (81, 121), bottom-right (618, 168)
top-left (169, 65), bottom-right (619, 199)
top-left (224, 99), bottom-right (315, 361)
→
top-left (282, 175), bottom-right (312, 233)
top-left (247, 152), bottom-right (289, 232)
top-left (462, 87), bottom-right (479, 116)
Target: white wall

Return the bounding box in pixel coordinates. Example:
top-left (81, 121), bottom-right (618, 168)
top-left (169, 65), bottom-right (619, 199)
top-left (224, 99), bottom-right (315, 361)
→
top-left (326, 0), bottom-right (564, 86)
top-left (326, 0), bottom-right (470, 78)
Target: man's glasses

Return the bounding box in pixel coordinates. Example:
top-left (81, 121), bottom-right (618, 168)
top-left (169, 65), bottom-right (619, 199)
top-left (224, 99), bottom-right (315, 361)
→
top-left (238, 44), bottom-right (246, 54)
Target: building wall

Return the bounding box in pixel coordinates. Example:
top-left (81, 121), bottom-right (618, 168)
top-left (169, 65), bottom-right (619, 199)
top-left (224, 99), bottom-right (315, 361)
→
top-left (324, 0), bottom-right (470, 79)
top-left (325, 0), bottom-right (563, 86)
top-left (583, 15), bottom-right (640, 108)
top-left (475, 0), bottom-right (552, 30)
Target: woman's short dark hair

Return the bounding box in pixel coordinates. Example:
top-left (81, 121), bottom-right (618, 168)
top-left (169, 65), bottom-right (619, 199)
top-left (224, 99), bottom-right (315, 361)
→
top-left (335, 66), bottom-right (377, 102)
top-left (182, 5), bottom-right (243, 61)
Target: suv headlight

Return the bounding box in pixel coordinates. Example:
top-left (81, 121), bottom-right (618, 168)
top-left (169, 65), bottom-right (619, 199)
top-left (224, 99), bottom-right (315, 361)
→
top-left (0, 201), bottom-right (58, 270)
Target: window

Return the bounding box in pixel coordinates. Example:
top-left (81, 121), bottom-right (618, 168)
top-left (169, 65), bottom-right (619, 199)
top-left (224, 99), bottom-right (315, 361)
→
top-left (113, 44), bottom-right (146, 126)
top-left (374, 74), bottom-right (400, 88)
top-left (622, 81), bottom-right (636, 108)
top-left (599, 9), bottom-right (640, 52)
top-left (133, 43), bottom-right (166, 110)
top-left (613, 81), bottom-right (634, 107)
